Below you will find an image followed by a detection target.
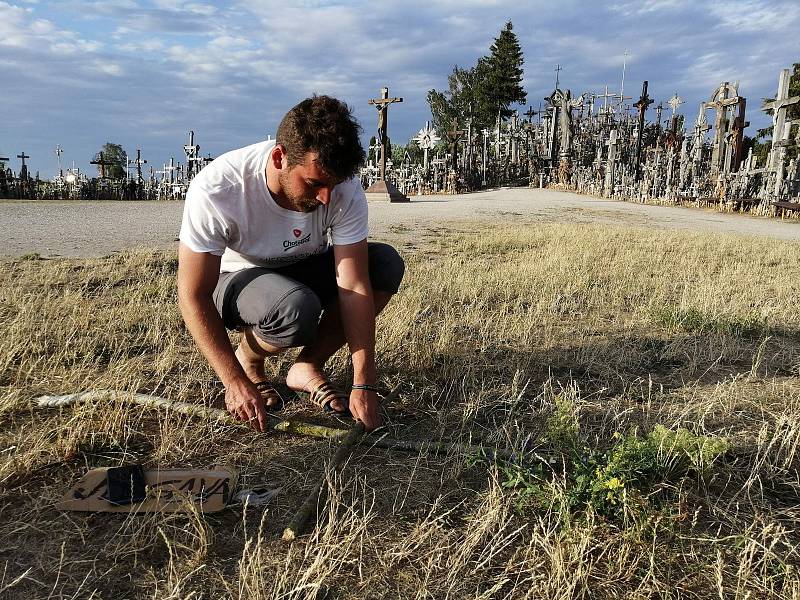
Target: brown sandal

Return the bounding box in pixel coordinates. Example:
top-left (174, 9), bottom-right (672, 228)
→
top-left (254, 381), bottom-right (284, 411)
top-left (299, 379), bottom-right (351, 417)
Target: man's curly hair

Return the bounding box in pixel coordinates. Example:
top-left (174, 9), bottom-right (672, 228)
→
top-left (276, 95), bottom-right (365, 181)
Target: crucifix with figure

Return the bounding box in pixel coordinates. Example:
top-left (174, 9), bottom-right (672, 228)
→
top-left (17, 152), bottom-right (30, 180)
top-left (364, 86), bottom-right (409, 202)
top-left (368, 87), bottom-right (402, 182)
top-left (633, 81), bottom-right (654, 181)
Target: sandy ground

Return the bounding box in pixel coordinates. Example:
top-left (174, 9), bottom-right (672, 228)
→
top-left (0, 188), bottom-right (798, 258)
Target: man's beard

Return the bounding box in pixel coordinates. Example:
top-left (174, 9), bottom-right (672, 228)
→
top-left (295, 197), bottom-right (322, 213)
top-left (279, 172), bottom-right (322, 213)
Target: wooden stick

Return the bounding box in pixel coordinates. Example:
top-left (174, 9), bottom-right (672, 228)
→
top-left (35, 390), bottom-right (348, 440)
top-left (36, 389), bottom-right (552, 466)
top-left (365, 436), bottom-right (513, 460)
top-left (282, 422), bottom-right (366, 542)
top-left (362, 435), bottom-right (558, 466)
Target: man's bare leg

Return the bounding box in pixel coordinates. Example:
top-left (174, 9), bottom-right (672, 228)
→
top-left (286, 290), bottom-right (392, 411)
top-left (235, 328), bottom-right (285, 407)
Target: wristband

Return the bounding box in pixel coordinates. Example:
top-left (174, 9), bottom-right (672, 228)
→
top-left (351, 384), bottom-right (380, 393)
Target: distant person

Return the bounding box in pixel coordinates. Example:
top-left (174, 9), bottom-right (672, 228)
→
top-left (177, 95), bottom-right (404, 432)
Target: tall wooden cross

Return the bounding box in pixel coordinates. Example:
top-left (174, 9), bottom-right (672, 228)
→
top-left (90, 151), bottom-right (113, 179)
top-left (368, 87), bottom-right (403, 182)
top-left (446, 118), bottom-right (465, 170)
top-left (184, 131), bottom-right (201, 180)
top-left (633, 81), bottom-right (654, 181)
top-left (604, 129), bottom-right (619, 197)
top-left (763, 68), bottom-right (800, 187)
top-left (17, 151), bottom-right (30, 180)
top-left (132, 149), bottom-right (147, 183)
top-left (554, 64), bottom-right (563, 89)
top-left (596, 85), bottom-right (618, 115)
top-left (165, 157), bottom-right (177, 184)
top-left (54, 145), bottom-right (64, 176)
top-left (524, 106), bottom-right (538, 123)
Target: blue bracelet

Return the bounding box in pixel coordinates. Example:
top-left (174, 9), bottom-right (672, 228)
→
top-left (351, 384), bottom-right (380, 392)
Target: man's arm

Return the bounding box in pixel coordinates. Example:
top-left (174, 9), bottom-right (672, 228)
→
top-left (176, 242), bottom-right (270, 431)
top-left (333, 239), bottom-right (380, 430)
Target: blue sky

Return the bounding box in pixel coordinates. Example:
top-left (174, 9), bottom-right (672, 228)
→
top-left (1, 0), bottom-right (799, 179)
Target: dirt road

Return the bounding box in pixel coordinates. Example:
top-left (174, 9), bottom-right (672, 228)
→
top-left (1, 188), bottom-right (797, 258)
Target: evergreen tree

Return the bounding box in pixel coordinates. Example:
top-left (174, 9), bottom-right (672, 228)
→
top-left (426, 22), bottom-right (526, 136)
top-left (479, 21), bottom-right (526, 121)
top-left (93, 142), bottom-right (126, 179)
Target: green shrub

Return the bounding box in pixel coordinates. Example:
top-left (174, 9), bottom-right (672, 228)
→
top-left (491, 426), bottom-right (728, 520)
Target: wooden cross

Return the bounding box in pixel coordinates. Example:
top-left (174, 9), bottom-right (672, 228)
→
top-left (54, 145), bottom-right (64, 176)
top-left (763, 68), bottom-right (800, 195)
top-left (369, 138), bottom-right (382, 166)
top-left (184, 130), bottom-right (201, 179)
top-left (604, 129), bottom-right (619, 197)
top-left (445, 118), bottom-right (465, 169)
top-left (368, 87), bottom-right (403, 182)
top-left (16, 151), bottom-right (30, 180)
top-left (446, 119), bottom-right (464, 142)
top-left (554, 64), bottom-right (562, 89)
top-left (165, 157), bottom-right (177, 184)
top-left (595, 85), bottom-right (619, 120)
top-left (633, 81), bottom-right (654, 181)
top-left (763, 69), bottom-right (800, 157)
top-left (132, 149), bottom-right (147, 183)
top-left (90, 151), bottom-right (113, 179)
top-left (524, 106), bottom-right (538, 123)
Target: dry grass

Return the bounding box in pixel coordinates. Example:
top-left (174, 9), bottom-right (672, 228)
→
top-left (1, 222), bottom-right (800, 598)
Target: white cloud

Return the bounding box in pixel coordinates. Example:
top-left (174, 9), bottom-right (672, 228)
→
top-left (708, 0), bottom-right (800, 32)
top-left (610, 0), bottom-right (692, 15)
top-left (152, 0), bottom-right (217, 14)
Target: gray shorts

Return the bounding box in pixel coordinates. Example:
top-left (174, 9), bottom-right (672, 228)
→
top-left (213, 242), bottom-right (405, 348)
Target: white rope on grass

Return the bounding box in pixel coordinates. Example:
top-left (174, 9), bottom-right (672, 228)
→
top-left (34, 389), bottom-right (349, 439)
top-left (36, 390), bottom-right (231, 422)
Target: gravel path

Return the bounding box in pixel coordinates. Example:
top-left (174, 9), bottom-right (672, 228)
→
top-left (1, 188), bottom-right (798, 258)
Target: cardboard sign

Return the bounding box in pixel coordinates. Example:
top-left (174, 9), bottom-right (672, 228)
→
top-left (60, 467), bottom-right (238, 513)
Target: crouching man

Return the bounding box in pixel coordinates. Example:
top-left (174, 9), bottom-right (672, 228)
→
top-left (177, 95), bottom-right (404, 432)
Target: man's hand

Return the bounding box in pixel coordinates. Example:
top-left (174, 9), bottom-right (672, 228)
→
top-left (348, 388), bottom-right (381, 431)
top-left (178, 243), bottom-right (271, 434)
top-left (224, 379), bottom-right (269, 432)
top-left (334, 240), bottom-right (380, 431)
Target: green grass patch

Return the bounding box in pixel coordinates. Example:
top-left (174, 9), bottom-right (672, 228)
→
top-left (651, 305), bottom-right (770, 338)
top-left (491, 425), bottom-right (728, 521)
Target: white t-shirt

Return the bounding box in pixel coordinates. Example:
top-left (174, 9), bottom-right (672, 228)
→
top-left (179, 140), bottom-right (368, 272)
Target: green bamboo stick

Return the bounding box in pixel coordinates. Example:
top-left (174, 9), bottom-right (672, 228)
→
top-left (282, 422), bottom-right (366, 542)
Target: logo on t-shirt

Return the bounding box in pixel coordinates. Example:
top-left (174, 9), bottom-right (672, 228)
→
top-left (283, 232), bottom-right (312, 251)
top-left (293, 229), bottom-right (302, 238)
